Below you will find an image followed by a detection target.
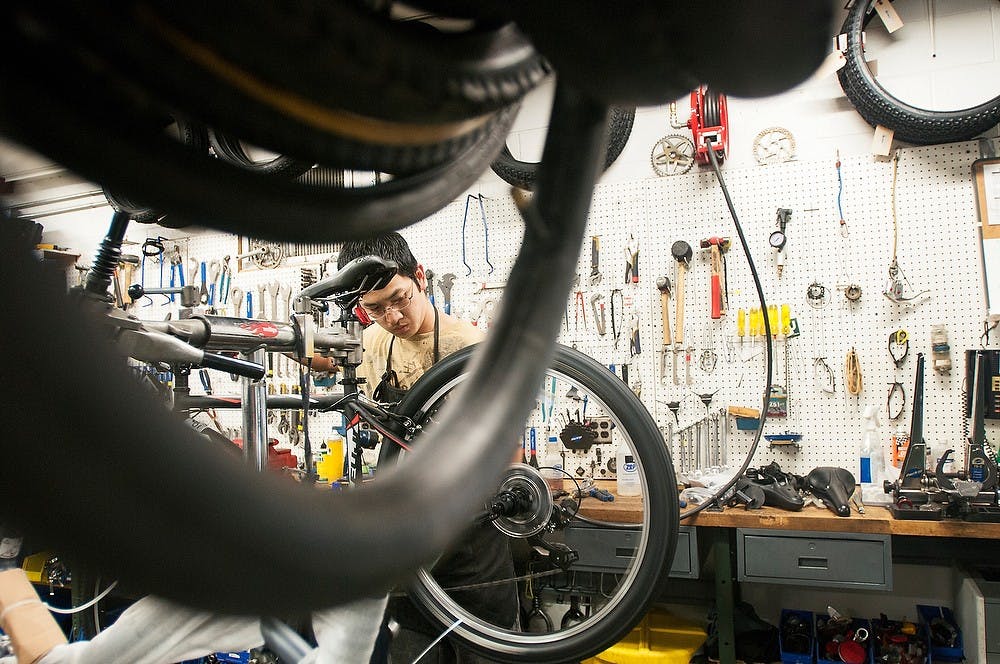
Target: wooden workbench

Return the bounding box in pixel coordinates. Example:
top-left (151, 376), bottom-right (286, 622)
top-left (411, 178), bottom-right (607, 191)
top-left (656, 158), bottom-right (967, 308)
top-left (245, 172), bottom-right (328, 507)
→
top-left (578, 481), bottom-right (1000, 539)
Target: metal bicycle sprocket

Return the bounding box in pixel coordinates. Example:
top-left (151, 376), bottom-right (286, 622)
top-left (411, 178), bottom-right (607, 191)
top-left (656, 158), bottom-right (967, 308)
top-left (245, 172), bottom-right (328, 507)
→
top-left (752, 126), bottom-right (796, 165)
top-left (650, 134), bottom-right (696, 176)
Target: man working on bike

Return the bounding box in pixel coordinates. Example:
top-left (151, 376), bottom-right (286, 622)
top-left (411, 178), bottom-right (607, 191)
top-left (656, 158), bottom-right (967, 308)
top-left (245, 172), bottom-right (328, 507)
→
top-left (310, 232), bottom-right (520, 663)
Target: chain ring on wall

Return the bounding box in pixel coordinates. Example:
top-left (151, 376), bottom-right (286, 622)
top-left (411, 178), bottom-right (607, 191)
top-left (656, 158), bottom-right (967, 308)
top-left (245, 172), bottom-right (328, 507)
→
top-left (752, 127), bottom-right (795, 165)
top-left (650, 134), bottom-right (695, 176)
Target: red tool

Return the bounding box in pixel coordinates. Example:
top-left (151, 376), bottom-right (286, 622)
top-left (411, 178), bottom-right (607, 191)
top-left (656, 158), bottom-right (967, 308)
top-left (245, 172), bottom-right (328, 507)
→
top-left (700, 237), bottom-right (730, 319)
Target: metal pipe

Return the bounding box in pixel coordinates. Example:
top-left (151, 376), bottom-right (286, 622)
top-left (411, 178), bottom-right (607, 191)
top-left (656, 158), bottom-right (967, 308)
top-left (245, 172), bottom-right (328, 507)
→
top-left (242, 348), bottom-right (269, 473)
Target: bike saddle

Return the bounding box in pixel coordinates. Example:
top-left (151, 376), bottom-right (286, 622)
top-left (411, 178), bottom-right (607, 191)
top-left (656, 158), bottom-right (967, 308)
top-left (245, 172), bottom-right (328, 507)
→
top-left (745, 468), bottom-right (804, 512)
top-left (727, 477), bottom-right (765, 510)
top-left (805, 467), bottom-right (856, 517)
top-left (297, 255), bottom-right (398, 309)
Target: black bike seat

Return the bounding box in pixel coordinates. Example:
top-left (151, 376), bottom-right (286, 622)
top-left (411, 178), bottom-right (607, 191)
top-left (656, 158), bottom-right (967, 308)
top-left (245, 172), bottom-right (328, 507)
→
top-left (298, 256), bottom-right (398, 308)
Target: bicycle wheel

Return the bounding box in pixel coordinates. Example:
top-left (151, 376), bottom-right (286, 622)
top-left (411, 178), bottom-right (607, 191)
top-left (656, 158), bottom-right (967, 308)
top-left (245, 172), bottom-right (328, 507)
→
top-left (382, 344), bottom-right (678, 663)
top-left (838, 0), bottom-right (1000, 145)
top-left (490, 106), bottom-right (635, 191)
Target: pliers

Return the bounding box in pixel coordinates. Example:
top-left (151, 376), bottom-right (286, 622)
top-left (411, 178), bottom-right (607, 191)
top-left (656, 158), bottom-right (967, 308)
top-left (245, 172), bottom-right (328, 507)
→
top-left (624, 236), bottom-right (639, 284)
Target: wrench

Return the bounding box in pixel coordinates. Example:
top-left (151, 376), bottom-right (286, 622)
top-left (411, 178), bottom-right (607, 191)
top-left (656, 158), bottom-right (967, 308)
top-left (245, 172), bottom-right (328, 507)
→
top-left (257, 283), bottom-right (268, 319)
top-left (208, 260), bottom-right (221, 306)
top-left (438, 273), bottom-right (455, 315)
top-left (270, 281), bottom-right (280, 322)
top-left (230, 287), bottom-right (244, 317)
top-left (425, 269), bottom-right (435, 307)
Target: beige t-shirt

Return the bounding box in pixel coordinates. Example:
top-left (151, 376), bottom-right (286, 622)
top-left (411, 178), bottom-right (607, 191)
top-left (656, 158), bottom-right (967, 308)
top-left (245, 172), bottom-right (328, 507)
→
top-left (357, 309), bottom-right (484, 394)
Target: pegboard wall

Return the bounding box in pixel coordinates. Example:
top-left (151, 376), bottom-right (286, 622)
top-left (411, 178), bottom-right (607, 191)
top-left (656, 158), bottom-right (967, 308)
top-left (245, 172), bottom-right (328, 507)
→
top-left (126, 140), bottom-right (998, 479)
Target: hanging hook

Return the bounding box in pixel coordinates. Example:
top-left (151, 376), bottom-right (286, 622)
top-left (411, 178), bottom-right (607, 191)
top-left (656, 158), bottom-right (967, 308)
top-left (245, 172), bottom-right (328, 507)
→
top-left (461, 194), bottom-right (493, 276)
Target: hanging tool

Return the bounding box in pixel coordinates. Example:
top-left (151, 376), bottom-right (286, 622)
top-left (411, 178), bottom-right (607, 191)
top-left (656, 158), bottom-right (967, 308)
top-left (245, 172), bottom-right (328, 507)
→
top-left (168, 245), bottom-right (185, 302)
top-left (257, 283), bottom-right (268, 319)
top-left (610, 289), bottom-right (624, 349)
top-left (671, 240), bottom-right (692, 385)
top-left (770, 208), bottom-right (791, 278)
top-left (656, 276), bottom-right (673, 383)
top-left (629, 315), bottom-right (641, 357)
top-left (219, 256), bottom-right (232, 305)
top-left (270, 281), bottom-right (280, 322)
top-left (461, 193), bottom-right (493, 276)
top-left (699, 237), bottom-right (730, 319)
top-left (887, 381), bottom-right (906, 421)
top-left (425, 269), bottom-right (435, 307)
top-left (207, 260), bottom-right (221, 307)
top-left (889, 329), bottom-right (909, 368)
top-left (589, 235), bottom-right (602, 286)
top-left (624, 235), bottom-right (639, 284)
top-left (590, 293), bottom-right (606, 336)
top-left (231, 287), bottom-right (244, 317)
top-left (438, 273), bottom-right (455, 315)
top-left (845, 347), bottom-right (863, 395)
top-left (573, 289), bottom-right (587, 331)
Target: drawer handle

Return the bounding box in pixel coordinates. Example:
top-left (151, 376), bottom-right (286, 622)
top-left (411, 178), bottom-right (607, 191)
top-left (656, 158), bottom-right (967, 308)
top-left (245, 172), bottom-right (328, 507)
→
top-left (798, 556), bottom-right (828, 569)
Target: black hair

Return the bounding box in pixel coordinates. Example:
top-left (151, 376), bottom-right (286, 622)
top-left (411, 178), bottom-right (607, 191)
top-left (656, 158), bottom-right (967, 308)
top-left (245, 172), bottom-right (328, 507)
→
top-left (337, 232), bottom-right (419, 281)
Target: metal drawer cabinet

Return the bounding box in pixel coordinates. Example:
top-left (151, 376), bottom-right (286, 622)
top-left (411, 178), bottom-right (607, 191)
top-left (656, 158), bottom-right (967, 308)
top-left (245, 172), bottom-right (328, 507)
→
top-left (563, 524), bottom-right (699, 579)
top-left (736, 528), bottom-right (892, 590)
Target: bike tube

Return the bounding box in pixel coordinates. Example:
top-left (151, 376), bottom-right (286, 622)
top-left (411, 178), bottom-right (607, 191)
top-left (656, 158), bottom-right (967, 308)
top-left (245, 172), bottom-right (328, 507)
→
top-left (0, 83), bottom-right (609, 615)
top-left (383, 344), bottom-right (678, 664)
top-left (838, 0), bottom-right (1000, 145)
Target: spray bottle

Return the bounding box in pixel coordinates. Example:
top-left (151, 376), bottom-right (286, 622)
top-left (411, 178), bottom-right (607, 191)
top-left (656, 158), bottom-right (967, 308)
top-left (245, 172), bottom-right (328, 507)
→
top-left (860, 405), bottom-right (889, 504)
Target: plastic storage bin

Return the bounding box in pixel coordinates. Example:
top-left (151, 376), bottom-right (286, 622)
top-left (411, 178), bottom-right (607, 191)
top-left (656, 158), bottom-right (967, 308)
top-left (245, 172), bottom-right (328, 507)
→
top-left (779, 609), bottom-right (814, 664)
top-left (581, 607), bottom-right (705, 664)
top-left (917, 604), bottom-right (964, 662)
top-left (815, 616), bottom-right (872, 664)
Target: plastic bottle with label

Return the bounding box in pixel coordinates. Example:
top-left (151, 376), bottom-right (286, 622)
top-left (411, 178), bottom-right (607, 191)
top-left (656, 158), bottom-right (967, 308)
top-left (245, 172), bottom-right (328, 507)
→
top-left (860, 405), bottom-right (889, 504)
top-left (616, 444), bottom-right (641, 496)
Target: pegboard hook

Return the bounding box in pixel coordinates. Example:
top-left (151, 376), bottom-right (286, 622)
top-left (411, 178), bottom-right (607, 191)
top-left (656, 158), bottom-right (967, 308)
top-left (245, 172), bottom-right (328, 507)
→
top-left (462, 193), bottom-right (494, 276)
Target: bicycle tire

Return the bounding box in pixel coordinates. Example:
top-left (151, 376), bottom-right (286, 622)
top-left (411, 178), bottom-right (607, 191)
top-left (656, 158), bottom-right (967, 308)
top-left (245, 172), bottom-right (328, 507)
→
top-left (490, 106), bottom-right (635, 191)
top-left (207, 128), bottom-right (314, 178)
top-left (103, 117), bottom-right (209, 226)
top-left (383, 344), bottom-right (678, 664)
top-left (837, 0), bottom-right (1000, 145)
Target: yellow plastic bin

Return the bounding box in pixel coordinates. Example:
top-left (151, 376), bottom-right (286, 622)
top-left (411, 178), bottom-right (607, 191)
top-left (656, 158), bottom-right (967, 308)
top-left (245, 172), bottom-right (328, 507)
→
top-left (582, 607), bottom-right (706, 664)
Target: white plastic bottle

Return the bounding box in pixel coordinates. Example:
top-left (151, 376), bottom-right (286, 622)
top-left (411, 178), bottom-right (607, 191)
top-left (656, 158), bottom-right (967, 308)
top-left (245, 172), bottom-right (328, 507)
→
top-left (616, 444), bottom-right (641, 496)
top-left (860, 405), bottom-right (889, 504)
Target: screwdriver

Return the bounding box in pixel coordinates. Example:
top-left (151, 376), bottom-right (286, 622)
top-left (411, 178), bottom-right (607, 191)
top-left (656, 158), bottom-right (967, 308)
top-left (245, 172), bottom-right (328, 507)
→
top-left (737, 308), bottom-right (746, 346)
top-left (781, 303), bottom-right (792, 337)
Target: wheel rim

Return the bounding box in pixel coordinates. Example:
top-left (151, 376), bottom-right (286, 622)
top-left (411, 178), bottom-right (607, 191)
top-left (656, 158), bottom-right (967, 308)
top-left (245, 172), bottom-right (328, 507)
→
top-left (386, 345), bottom-right (677, 662)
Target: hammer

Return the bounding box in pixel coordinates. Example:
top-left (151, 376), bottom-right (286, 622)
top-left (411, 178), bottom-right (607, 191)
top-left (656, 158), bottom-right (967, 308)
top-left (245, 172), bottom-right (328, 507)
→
top-left (699, 237), bottom-right (731, 319)
top-left (656, 276), bottom-right (672, 382)
top-left (670, 240), bottom-right (692, 384)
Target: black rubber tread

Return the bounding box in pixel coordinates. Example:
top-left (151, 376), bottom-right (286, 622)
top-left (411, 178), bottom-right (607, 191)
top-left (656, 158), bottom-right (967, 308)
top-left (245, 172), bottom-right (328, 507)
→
top-left (144, 1), bottom-right (550, 124)
top-left (386, 344), bottom-right (679, 663)
top-left (207, 128), bottom-right (315, 178)
top-left (3, 4), bottom-right (525, 176)
top-left (0, 33), bottom-right (519, 242)
top-left (837, 0), bottom-right (1000, 145)
top-left (489, 106), bottom-right (635, 191)
top-left (103, 118), bottom-right (208, 225)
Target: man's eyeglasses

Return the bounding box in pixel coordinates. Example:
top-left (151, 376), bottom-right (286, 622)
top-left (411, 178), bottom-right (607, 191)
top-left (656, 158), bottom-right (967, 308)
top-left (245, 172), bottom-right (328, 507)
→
top-left (359, 285), bottom-right (415, 320)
